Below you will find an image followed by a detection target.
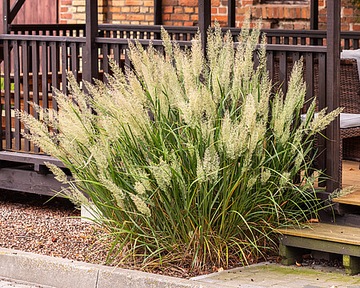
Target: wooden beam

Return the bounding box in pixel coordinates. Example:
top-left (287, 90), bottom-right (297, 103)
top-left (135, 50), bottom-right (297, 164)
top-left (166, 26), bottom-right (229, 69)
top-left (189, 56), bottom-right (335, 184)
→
top-left (198, 0), bottom-right (211, 55)
top-left (9, 0), bottom-right (26, 24)
top-left (326, 0), bottom-right (341, 192)
top-left (0, 168), bottom-right (66, 196)
top-left (83, 0), bottom-right (99, 84)
top-left (154, 0), bottom-right (162, 25)
top-left (310, 0), bottom-right (319, 30)
top-left (228, 0), bottom-right (236, 27)
top-left (3, 0), bottom-right (10, 33)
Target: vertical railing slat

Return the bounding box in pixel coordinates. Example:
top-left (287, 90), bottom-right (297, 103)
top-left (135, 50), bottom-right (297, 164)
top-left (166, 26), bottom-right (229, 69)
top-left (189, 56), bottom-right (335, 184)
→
top-left (13, 41), bottom-right (21, 151)
top-left (305, 52), bottom-right (314, 110)
top-left (41, 42), bottom-right (49, 112)
top-left (279, 51), bottom-right (288, 94)
top-left (21, 40), bottom-right (30, 152)
top-left (51, 42), bottom-right (59, 111)
top-left (31, 40), bottom-right (40, 153)
top-left (61, 42), bottom-right (68, 95)
top-left (4, 40), bottom-right (12, 150)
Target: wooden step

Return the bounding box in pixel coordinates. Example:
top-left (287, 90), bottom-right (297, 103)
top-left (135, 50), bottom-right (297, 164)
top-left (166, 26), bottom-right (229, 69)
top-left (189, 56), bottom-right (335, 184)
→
top-left (342, 160), bottom-right (360, 189)
top-left (277, 223), bottom-right (360, 275)
top-left (332, 190), bottom-right (360, 206)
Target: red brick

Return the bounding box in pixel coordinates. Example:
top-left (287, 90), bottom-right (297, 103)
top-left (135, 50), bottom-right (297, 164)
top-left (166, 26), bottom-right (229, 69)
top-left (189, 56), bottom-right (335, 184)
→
top-left (61, 13), bottom-right (72, 19)
top-left (61, 0), bottom-right (72, 5)
top-left (127, 14), bottom-right (145, 21)
top-left (343, 8), bottom-right (355, 17)
top-left (184, 7), bottom-right (194, 13)
top-left (179, 0), bottom-right (197, 6)
top-left (171, 14), bottom-right (190, 21)
top-left (219, 7), bottom-right (227, 14)
top-left (174, 6), bottom-right (183, 13)
top-left (163, 6), bottom-right (174, 13)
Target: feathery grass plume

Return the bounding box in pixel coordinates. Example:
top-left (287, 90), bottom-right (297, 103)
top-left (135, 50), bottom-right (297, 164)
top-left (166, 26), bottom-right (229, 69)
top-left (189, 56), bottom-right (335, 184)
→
top-left (18, 22), bottom-right (340, 272)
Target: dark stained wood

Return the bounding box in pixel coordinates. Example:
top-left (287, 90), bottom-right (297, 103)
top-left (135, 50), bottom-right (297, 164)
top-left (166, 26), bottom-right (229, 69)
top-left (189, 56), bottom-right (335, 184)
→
top-left (3, 40), bottom-right (11, 149)
top-left (316, 53), bottom-right (327, 176)
top-left (0, 151), bottom-right (64, 167)
top-left (50, 42), bottom-right (59, 111)
top-left (3, 0), bottom-right (10, 33)
top-left (326, 0), bottom-right (341, 192)
top-left (83, 0), bottom-right (98, 84)
top-left (198, 0), bottom-right (211, 55)
top-left (31, 40), bottom-right (40, 153)
top-left (21, 40), bottom-right (30, 151)
top-left (310, 0), bottom-right (318, 30)
top-left (154, 0), bottom-right (162, 25)
top-left (41, 41), bottom-right (48, 111)
top-left (0, 167), bottom-right (65, 196)
top-left (9, 0), bottom-right (26, 24)
top-left (228, 0), bottom-right (235, 27)
top-left (13, 40), bottom-right (21, 150)
top-left (0, 0), bottom-right (58, 33)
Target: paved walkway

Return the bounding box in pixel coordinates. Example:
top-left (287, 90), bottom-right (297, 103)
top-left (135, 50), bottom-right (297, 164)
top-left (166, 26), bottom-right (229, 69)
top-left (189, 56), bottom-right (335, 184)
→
top-left (193, 262), bottom-right (360, 288)
top-left (2, 248), bottom-right (360, 288)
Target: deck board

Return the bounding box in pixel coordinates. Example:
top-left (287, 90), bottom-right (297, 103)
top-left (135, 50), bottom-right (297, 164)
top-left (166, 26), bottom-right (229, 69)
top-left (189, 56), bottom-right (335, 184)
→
top-left (332, 160), bottom-right (360, 205)
top-left (277, 223), bottom-right (360, 246)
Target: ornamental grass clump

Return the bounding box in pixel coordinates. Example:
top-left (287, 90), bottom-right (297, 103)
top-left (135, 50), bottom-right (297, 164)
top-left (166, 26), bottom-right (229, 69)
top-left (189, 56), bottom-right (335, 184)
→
top-left (17, 24), bottom-right (341, 271)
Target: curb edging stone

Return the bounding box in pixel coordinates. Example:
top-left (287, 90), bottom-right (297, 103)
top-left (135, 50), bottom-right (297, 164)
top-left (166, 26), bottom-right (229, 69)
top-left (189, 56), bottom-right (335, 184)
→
top-left (0, 248), bottom-right (218, 288)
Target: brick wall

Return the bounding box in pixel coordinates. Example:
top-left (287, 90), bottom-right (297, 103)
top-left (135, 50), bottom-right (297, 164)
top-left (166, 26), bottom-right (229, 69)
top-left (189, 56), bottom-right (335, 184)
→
top-left (58, 0), bottom-right (360, 31)
top-left (59, 0), bottom-right (108, 24)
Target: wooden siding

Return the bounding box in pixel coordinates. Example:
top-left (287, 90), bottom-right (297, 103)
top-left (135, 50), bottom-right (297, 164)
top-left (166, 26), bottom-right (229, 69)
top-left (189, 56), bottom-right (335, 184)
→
top-left (0, 0), bottom-right (58, 33)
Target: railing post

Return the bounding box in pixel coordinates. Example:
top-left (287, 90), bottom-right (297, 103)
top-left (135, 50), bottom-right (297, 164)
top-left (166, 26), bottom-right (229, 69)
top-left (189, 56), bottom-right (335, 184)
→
top-left (228, 0), bottom-right (235, 27)
top-left (3, 0), bottom-right (10, 33)
top-left (83, 0), bottom-right (98, 84)
top-left (154, 0), bottom-right (162, 25)
top-left (326, 0), bottom-right (341, 192)
top-left (198, 0), bottom-right (211, 56)
top-left (310, 0), bottom-right (319, 30)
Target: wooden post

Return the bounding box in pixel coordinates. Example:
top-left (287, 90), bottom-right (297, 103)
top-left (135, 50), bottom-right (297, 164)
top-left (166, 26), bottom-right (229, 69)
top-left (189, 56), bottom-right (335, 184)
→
top-left (310, 0), bottom-right (318, 30)
top-left (326, 0), bottom-right (341, 192)
top-left (3, 0), bottom-right (26, 33)
top-left (198, 0), bottom-right (211, 55)
top-left (228, 0), bottom-right (235, 27)
top-left (83, 0), bottom-right (99, 84)
top-left (154, 0), bottom-right (162, 25)
top-left (3, 0), bottom-right (10, 33)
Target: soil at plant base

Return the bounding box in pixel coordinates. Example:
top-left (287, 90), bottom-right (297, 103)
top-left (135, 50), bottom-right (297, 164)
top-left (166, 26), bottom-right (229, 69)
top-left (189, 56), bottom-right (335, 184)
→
top-left (0, 189), bottom-right (230, 278)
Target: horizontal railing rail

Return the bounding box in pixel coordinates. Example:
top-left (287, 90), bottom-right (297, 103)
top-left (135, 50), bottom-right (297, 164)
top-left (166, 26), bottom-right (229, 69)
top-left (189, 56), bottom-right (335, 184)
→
top-left (8, 24), bottom-right (360, 50)
top-left (9, 24), bottom-right (86, 37)
top-left (0, 31), bottom-right (327, 174)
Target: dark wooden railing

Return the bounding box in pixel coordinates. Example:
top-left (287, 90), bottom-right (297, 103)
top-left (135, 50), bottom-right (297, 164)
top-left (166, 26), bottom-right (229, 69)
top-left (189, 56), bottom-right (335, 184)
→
top-left (9, 24), bottom-right (86, 37)
top-left (0, 23), bottom-right (345, 195)
top-left (7, 24), bottom-right (360, 49)
top-left (0, 30), bottom-right (327, 158)
top-left (0, 34), bottom-right (86, 152)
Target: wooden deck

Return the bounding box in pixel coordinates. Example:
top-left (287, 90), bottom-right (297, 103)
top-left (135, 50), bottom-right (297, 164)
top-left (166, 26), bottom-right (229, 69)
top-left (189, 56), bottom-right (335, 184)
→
top-left (278, 223), bottom-right (360, 275)
top-left (335, 160), bottom-right (360, 206)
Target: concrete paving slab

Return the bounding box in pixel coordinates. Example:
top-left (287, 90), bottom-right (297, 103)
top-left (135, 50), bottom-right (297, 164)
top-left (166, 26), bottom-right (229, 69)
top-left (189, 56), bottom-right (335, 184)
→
top-left (192, 262), bottom-right (360, 288)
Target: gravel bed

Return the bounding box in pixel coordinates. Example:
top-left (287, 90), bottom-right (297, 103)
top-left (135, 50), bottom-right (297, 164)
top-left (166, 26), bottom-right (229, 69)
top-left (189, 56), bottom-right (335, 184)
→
top-left (0, 190), bottom-right (109, 264)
